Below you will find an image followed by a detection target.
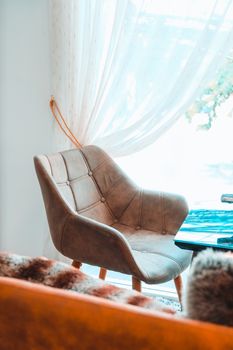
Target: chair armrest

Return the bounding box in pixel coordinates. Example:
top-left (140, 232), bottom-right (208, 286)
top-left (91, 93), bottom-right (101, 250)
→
top-left (140, 190), bottom-right (189, 235)
top-left (61, 213), bottom-right (142, 276)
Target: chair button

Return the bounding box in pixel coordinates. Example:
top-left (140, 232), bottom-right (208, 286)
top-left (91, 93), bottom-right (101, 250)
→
top-left (66, 181), bottom-right (70, 186)
top-left (136, 226), bottom-right (141, 230)
top-left (114, 219), bottom-right (118, 223)
top-left (101, 197), bottom-right (105, 202)
top-left (88, 171), bottom-right (93, 176)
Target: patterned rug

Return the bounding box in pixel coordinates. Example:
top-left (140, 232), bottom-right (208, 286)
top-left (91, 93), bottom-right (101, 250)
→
top-left (157, 296), bottom-right (181, 312)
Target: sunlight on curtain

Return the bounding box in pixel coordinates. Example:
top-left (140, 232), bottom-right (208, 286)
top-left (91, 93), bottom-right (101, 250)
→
top-left (50, 0), bottom-right (233, 156)
top-left (117, 101), bottom-right (233, 210)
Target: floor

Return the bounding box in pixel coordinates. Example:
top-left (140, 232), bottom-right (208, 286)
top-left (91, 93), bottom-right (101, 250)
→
top-left (82, 263), bottom-right (189, 301)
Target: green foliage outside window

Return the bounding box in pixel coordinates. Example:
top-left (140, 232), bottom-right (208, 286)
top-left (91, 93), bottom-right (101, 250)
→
top-left (186, 52), bottom-right (233, 129)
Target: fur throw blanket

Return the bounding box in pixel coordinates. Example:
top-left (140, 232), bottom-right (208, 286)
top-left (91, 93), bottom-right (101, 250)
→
top-left (0, 252), bottom-right (174, 314)
top-left (183, 249), bottom-right (233, 326)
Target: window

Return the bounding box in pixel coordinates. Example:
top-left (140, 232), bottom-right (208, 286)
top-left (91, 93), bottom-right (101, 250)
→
top-left (118, 98), bottom-right (233, 210)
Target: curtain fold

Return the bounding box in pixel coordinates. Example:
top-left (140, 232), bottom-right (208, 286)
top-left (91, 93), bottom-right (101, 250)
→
top-left (50, 0), bottom-right (233, 157)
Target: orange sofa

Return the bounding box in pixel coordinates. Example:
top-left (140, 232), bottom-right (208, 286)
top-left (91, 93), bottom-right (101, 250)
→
top-left (0, 276), bottom-right (233, 350)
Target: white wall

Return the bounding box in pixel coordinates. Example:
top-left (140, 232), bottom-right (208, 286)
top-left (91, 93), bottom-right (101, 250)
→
top-left (0, 0), bottom-right (53, 256)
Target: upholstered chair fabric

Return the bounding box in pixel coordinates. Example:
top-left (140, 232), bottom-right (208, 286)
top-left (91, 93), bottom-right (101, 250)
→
top-left (34, 145), bottom-right (191, 285)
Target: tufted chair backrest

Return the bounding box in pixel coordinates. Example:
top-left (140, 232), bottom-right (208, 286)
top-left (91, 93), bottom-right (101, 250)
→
top-left (35, 145), bottom-right (139, 228)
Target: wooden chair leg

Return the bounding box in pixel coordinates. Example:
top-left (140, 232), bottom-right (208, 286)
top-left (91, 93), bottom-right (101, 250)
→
top-left (132, 276), bottom-right (141, 292)
top-left (99, 267), bottom-right (107, 280)
top-left (174, 275), bottom-right (183, 304)
top-left (72, 260), bottom-right (82, 269)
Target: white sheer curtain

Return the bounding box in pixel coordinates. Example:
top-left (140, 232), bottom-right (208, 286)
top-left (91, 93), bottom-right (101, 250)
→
top-left (50, 0), bottom-right (233, 157)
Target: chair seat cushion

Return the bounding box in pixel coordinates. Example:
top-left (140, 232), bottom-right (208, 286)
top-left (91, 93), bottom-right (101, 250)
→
top-left (112, 223), bottom-right (192, 283)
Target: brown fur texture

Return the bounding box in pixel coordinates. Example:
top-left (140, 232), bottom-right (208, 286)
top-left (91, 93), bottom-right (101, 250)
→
top-left (183, 249), bottom-right (233, 326)
top-left (0, 252), bottom-right (175, 314)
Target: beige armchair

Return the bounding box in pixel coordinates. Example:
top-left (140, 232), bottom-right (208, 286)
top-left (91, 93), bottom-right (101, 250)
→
top-left (34, 145), bottom-right (191, 299)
